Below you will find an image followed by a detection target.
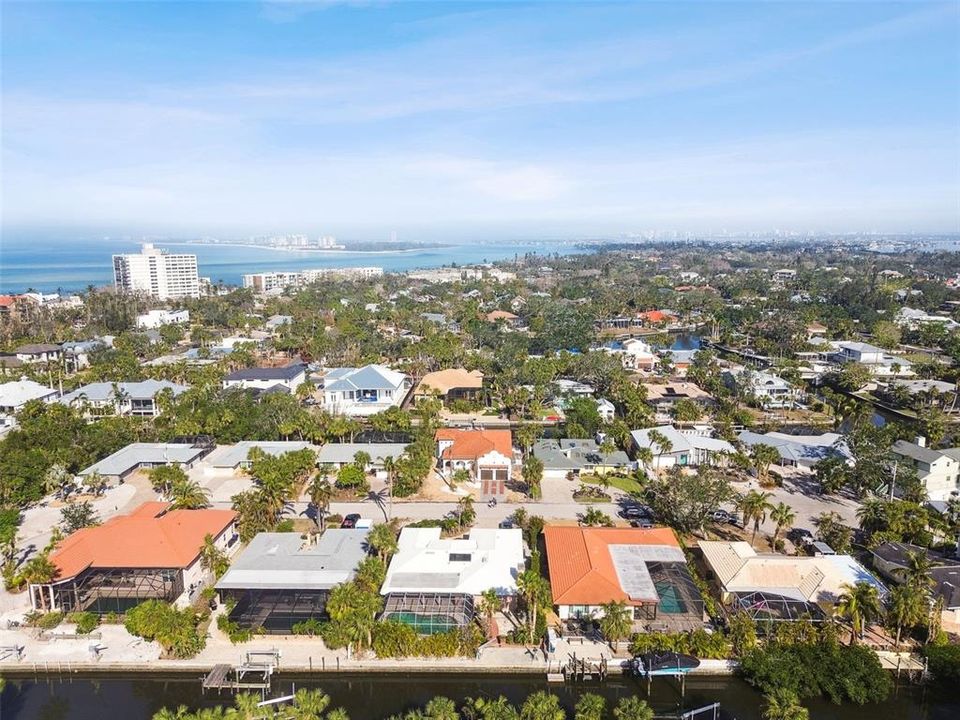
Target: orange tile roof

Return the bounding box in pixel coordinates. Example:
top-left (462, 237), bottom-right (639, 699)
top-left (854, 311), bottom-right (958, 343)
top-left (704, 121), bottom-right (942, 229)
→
top-left (638, 310), bottom-right (675, 323)
top-left (49, 502), bottom-right (236, 580)
top-left (418, 368), bottom-right (484, 394)
top-left (435, 428), bottom-right (513, 461)
top-left (0, 296), bottom-right (15, 308)
top-left (486, 310), bottom-right (518, 322)
top-left (543, 526), bottom-right (681, 606)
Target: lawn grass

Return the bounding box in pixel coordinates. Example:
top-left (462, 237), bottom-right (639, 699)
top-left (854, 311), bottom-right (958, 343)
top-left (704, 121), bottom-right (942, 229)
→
top-left (582, 473), bottom-right (644, 495)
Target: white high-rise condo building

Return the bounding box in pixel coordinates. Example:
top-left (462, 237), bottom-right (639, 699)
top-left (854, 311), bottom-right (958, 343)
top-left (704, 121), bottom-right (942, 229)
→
top-left (112, 243), bottom-right (200, 299)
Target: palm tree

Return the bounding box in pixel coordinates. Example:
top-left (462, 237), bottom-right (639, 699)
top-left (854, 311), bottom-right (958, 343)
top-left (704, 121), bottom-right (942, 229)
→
top-left (516, 568), bottom-right (552, 642)
top-left (291, 688), bottom-right (331, 718)
top-left (905, 550), bottom-right (934, 589)
top-left (770, 502), bottom-right (796, 550)
top-left (44, 463), bottom-right (73, 500)
top-left (382, 455), bottom-right (397, 487)
top-left (635, 446), bottom-right (654, 475)
top-left (520, 691), bottom-right (565, 720)
top-left (580, 507), bottom-right (612, 527)
top-left (22, 553), bottom-right (58, 611)
top-left (750, 444), bottom-right (781, 486)
top-left (887, 582), bottom-right (928, 649)
top-left (574, 693), bottom-right (606, 720)
top-left (461, 695), bottom-right (517, 720)
top-left (479, 588), bottom-right (501, 633)
top-left (424, 696), bottom-right (459, 720)
top-left (231, 693), bottom-right (261, 720)
top-left (739, 490), bottom-right (774, 545)
top-left (612, 697), bottom-right (654, 720)
top-left (152, 707), bottom-right (191, 720)
top-left (836, 581), bottom-right (884, 644)
top-left (599, 600), bottom-right (632, 650)
top-left (81, 470), bottom-right (108, 498)
top-left (856, 497), bottom-right (888, 535)
top-left (169, 478), bottom-right (211, 510)
top-left (353, 450), bottom-right (372, 472)
top-left (456, 495), bottom-right (475, 529)
top-left (199, 534), bottom-right (229, 578)
top-left (308, 476), bottom-right (334, 530)
top-left (326, 710), bottom-right (351, 720)
top-left (647, 430), bottom-right (671, 473)
top-left (762, 688), bottom-right (809, 720)
top-left (368, 523), bottom-right (398, 563)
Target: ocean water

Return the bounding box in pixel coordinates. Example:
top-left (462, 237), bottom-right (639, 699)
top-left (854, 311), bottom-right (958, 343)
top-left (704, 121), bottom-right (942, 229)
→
top-left (0, 237), bottom-right (587, 294)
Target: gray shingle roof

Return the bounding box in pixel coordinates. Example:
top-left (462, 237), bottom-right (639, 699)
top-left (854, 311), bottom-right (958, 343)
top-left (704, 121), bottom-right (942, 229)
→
top-left (532, 439), bottom-right (632, 471)
top-left (225, 362), bottom-right (307, 382)
top-left (891, 439), bottom-right (945, 466)
top-left (80, 443), bottom-right (207, 477)
top-left (60, 379), bottom-right (188, 405)
top-left (215, 530), bottom-right (370, 591)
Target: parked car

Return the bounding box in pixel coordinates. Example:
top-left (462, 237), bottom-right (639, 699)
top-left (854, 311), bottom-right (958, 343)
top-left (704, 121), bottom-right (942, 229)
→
top-left (621, 505), bottom-right (653, 520)
top-left (630, 517), bottom-right (654, 529)
top-left (710, 509), bottom-right (737, 525)
top-left (341, 513), bottom-right (362, 529)
top-left (788, 528), bottom-right (815, 546)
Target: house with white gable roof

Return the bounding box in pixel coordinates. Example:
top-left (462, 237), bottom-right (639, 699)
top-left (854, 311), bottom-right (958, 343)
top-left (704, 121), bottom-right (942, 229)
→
top-left (320, 364), bottom-right (411, 416)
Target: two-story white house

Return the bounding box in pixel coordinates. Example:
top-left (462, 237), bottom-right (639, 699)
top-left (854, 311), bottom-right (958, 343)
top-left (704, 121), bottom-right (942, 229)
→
top-left (725, 367), bottom-right (800, 408)
top-left (223, 362), bottom-right (308, 394)
top-left (827, 341), bottom-right (914, 378)
top-left (435, 428), bottom-right (514, 499)
top-left (320, 364), bottom-right (410, 416)
top-left (136, 309), bottom-right (190, 330)
top-left (890, 437), bottom-right (960, 501)
top-left (59, 379), bottom-right (189, 418)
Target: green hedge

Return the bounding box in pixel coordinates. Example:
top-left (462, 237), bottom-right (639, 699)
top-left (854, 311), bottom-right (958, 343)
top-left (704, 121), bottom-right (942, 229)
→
top-left (629, 629), bottom-right (729, 659)
top-left (739, 642), bottom-right (892, 705)
top-left (924, 643), bottom-right (960, 685)
top-left (124, 600), bottom-right (206, 659)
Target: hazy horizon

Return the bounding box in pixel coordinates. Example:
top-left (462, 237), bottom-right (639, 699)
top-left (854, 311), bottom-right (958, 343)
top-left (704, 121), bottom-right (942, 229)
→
top-left (3, 1), bottom-right (959, 239)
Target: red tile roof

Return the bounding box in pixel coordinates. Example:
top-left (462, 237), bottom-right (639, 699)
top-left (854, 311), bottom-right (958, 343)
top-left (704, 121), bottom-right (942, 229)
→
top-left (638, 310), bottom-right (675, 324)
top-left (543, 526), bottom-right (681, 606)
top-left (49, 502), bottom-right (236, 580)
top-left (435, 428), bottom-right (513, 461)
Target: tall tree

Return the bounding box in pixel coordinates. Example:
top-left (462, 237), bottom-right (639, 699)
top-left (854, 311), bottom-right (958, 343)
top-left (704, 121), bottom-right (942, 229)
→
top-left (837, 581), bottom-right (884, 645)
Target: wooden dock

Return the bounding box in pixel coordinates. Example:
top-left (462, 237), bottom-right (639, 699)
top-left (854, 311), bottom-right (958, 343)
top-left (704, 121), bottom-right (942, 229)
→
top-left (202, 664), bottom-right (233, 691)
top-left (201, 649), bottom-right (282, 693)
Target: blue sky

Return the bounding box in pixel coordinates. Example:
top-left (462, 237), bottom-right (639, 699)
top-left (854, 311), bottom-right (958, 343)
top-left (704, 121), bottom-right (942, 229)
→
top-left (2, 1), bottom-right (958, 240)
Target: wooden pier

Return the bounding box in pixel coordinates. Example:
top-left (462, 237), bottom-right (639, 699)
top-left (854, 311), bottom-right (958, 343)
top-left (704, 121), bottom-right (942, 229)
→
top-left (560, 654), bottom-right (608, 682)
top-left (202, 649), bottom-right (282, 694)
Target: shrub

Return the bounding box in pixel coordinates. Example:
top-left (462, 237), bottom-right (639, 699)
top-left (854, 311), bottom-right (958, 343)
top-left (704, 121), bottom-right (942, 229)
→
top-left (924, 643), bottom-right (960, 685)
top-left (406, 519), bottom-right (444, 529)
top-left (336, 464), bottom-right (367, 492)
top-left (29, 611), bottom-right (64, 630)
top-left (629, 629), bottom-right (729, 660)
top-left (102, 611), bottom-right (121, 625)
top-left (216, 614), bottom-right (253, 644)
top-left (124, 599), bottom-right (206, 659)
top-left (739, 641), bottom-right (892, 705)
top-left (371, 621), bottom-right (483, 658)
top-left (291, 618), bottom-right (325, 636)
top-left (66, 611), bottom-right (99, 634)
top-left (275, 519), bottom-right (296, 533)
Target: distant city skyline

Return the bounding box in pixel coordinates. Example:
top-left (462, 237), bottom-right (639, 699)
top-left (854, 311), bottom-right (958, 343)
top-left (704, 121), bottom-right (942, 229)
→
top-left (2, 1), bottom-right (958, 239)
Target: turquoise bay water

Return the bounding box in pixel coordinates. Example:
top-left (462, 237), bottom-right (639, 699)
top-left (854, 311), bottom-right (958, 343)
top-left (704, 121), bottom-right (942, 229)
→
top-left (0, 237), bottom-right (587, 293)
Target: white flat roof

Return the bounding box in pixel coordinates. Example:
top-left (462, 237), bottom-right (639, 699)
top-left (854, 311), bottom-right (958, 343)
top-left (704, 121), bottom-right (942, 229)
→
top-left (381, 527), bottom-right (524, 596)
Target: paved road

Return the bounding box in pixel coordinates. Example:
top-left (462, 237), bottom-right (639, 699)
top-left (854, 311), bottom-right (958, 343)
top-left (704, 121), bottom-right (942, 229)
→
top-left (324, 498), bottom-right (624, 527)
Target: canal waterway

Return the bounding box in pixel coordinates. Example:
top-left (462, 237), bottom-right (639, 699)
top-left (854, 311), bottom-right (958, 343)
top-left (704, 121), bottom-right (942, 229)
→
top-left (0, 672), bottom-right (956, 719)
